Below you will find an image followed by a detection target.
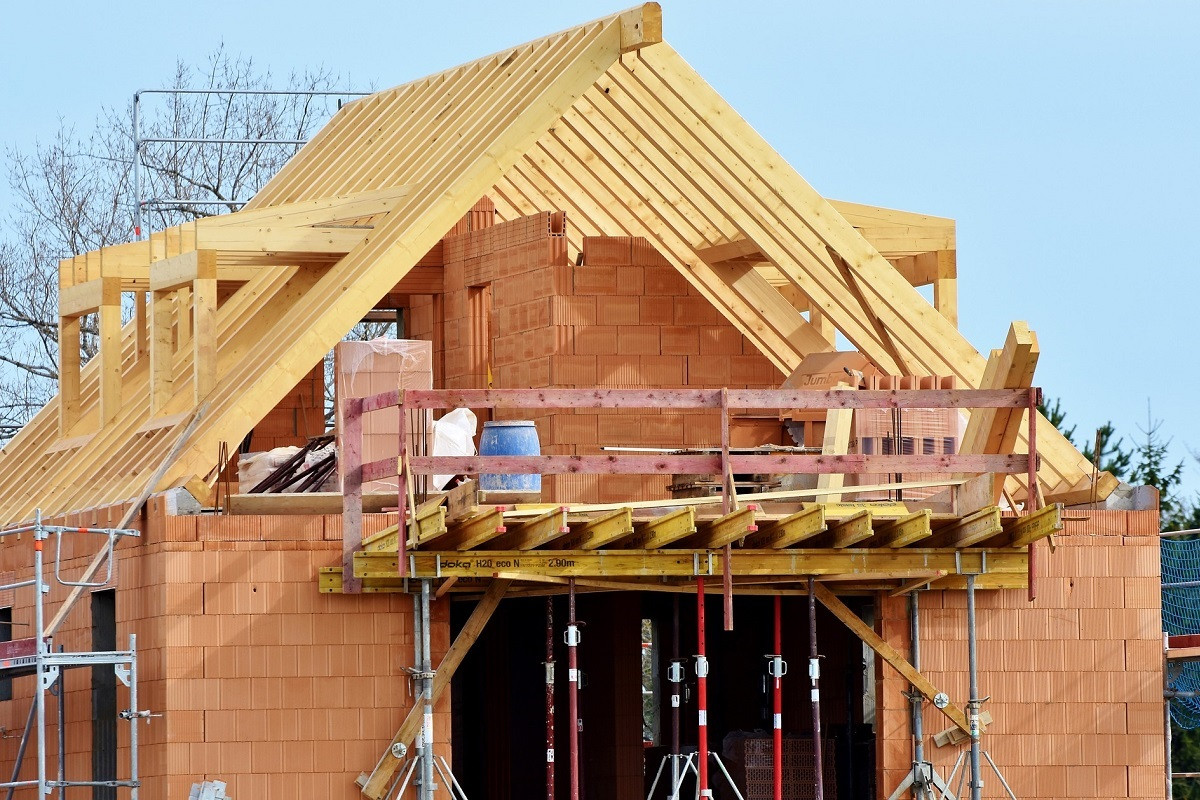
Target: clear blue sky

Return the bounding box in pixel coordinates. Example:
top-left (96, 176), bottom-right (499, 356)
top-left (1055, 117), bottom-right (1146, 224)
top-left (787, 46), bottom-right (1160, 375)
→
top-left (2, 1), bottom-right (1197, 499)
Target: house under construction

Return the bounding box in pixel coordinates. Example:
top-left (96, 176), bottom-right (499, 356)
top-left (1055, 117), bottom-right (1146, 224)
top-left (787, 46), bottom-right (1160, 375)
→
top-left (0, 5), bottom-right (1172, 800)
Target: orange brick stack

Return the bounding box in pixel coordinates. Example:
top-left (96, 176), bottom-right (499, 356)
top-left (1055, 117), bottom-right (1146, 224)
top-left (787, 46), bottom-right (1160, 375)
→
top-left (875, 509), bottom-right (1164, 799)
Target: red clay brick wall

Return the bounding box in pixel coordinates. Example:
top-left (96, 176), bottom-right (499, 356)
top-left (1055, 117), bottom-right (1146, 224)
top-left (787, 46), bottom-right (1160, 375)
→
top-left (426, 211), bottom-right (785, 503)
top-left (0, 503), bottom-right (443, 800)
top-left (876, 509), bottom-right (1164, 799)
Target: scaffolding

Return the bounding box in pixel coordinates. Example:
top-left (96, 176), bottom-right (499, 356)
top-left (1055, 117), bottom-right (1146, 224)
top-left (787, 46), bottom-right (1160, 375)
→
top-left (0, 510), bottom-right (143, 798)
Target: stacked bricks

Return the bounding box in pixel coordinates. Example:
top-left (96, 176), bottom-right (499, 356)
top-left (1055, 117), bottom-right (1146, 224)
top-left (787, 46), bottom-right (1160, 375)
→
top-left (0, 503), bottom-right (442, 800)
top-left (411, 211), bottom-right (786, 504)
top-left (875, 509), bottom-right (1164, 799)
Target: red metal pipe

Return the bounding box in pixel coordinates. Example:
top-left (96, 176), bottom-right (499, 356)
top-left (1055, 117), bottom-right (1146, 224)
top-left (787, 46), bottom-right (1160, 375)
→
top-left (808, 578), bottom-right (824, 800)
top-left (568, 580), bottom-right (580, 800)
top-left (1027, 387), bottom-right (1040, 602)
top-left (772, 595), bottom-right (783, 800)
top-left (696, 577), bottom-right (710, 798)
top-left (546, 597), bottom-right (555, 800)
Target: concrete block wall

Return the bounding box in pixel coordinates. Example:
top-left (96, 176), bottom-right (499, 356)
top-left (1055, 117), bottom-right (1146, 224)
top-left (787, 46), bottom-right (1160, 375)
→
top-left (875, 509), bottom-right (1164, 799)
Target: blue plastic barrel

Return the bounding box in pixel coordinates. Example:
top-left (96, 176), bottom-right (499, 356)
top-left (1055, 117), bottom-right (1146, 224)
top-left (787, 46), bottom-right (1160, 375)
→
top-left (479, 420), bottom-right (542, 493)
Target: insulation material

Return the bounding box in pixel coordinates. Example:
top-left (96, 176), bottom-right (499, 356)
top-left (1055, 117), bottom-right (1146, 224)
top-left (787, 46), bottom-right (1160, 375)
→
top-left (335, 339), bottom-right (434, 494)
top-left (238, 447), bottom-right (301, 493)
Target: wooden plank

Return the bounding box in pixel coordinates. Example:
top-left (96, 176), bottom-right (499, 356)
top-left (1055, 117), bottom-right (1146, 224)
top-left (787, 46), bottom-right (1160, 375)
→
top-left (355, 547), bottom-right (1026, 580)
top-left (933, 250), bottom-right (957, 327)
top-left (359, 579), bottom-right (511, 799)
top-left (999, 503), bottom-right (1063, 548)
top-left (486, 507), bottom-right (570, 550)
top-left (872, 509), bottom-right (933, 548)
top-left (676, 507), bottom-right (757, 549)
top-left (742, 506), bottom-right (825, 548)
top-left (926, 507), bottom-right (1002, 549)
top-left (809, 510), bottom-right (873, 548)
top-left (199, 184), bottom-right (415, 229)
top-left (813, 583), bottom-right (969, 734)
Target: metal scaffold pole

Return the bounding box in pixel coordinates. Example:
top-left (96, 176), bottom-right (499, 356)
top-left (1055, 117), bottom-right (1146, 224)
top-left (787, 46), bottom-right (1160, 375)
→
top-left (808, 577), bottom-right (824, 800)
top-left (567, 578), bottom-right (581, 800)
top-left (546, 596), bottom-right (556, 800)
top-left (696, 577), bottom-right (710, 799)
top-left (967, 574), bottom-right (982, 800)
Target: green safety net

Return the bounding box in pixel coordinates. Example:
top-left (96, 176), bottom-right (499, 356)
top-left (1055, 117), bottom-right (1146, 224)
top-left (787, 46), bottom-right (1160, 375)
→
top-left (1163, 537), bottom-right (1200, 729)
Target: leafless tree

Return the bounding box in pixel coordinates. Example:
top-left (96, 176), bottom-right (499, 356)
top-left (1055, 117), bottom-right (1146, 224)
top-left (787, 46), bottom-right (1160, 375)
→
top-left (0, 46), bottom-right (360, 441)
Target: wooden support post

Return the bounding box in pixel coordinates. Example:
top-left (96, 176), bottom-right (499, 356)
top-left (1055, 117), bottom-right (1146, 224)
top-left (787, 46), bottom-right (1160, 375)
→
top-left (191, 250), bottom-right (217, 405)
top-left (933, 250), bottom-right (957, 328)
top-left (359, 579), bottom-right (511, 800)
top-left (134, 291), bottom-right (149, 361)
top-left (58, 315), bottom-right (81, 433)
top-left (815, 384), bottom-right (854, 503)
top-left (149, 290), bottom-right (175, 413)
top-left (342, 397), bottom-right (364, 594)
top-left (809, 299), bottom-right (836, 345)
top-left (98, 276), bottom-right (122, 426)
top-left (176, 285), bottom-right (192, 348)
top-left (812, 583), bottom-right (970, 734)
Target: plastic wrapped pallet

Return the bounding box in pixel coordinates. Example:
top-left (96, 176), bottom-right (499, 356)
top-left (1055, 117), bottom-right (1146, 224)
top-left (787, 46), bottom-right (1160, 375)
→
top-left (335, 339), bottom-right (434, 494)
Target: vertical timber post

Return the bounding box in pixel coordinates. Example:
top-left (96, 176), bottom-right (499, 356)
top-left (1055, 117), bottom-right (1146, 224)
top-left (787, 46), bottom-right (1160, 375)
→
top-left (967, 573), bottom-right (982, 800)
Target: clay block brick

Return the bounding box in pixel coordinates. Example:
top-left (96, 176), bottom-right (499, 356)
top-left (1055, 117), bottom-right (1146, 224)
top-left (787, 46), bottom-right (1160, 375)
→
top-left (551, 296), bottom-right (597, 327)
top-left (644, 265), bottom-right (688, 295)
top-left (639, 355), bottom-right (686, 387)
top-left (730, 355), bottom-right (768, 385)
top-left (573, 326), bottom-right (618, 355)
top-left (582, 236), bottom-right (633, 265)
top-left (615, 266), bottom-right (645, 295)
top-left (597, 413), bottom-right (642, 444)
top-left (551, 413), bottom-right (598, 446)
top-left (630, 237), bottom-right (670, 266)
top-left (596, 355), bottom-right (643, 387)
top-left (574, 265), bottom-right (618, 295)
top-left (596, 295), bottom-right (640, 325)
top-left (639, 296), bottom-right (674, 325)
top-left (1126, 509), bottom-right (1160, 535)
top-left (617, 327), bottom-right (659, 355)
top-left (553, 355), bottom-right (598, 386)
top-left (661, 326), bottom-right (699, 355)
top-left (687, 355), bottom-right (730, 386)
top-left (673, 296), bottom-right (720, 326)
top-left (641, 415), bottom-right (685, 445)
top-left (699, 326), bottom-right (743, 356)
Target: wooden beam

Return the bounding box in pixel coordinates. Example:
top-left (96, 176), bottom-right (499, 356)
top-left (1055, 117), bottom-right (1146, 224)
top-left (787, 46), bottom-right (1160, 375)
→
top-left (813, 583), bottom-right (970, 734)
top-left (435, 509), bottom-right (508, 551)
top-left (677, 507), bottom-right (758, 549)
top-left (356, 547), bottom-right (1025, 580)
top-left (191, 251), bottom-right (218, 404)
top-left (618, 2), bottom-right (662, 52)
top-left (58, 316), bottom-right (81, 433)
top-left (743, 506), bottom-right (826, 548)
top-left (359, 579), bottom-right (511, 800)
top-left (200, 184), bottom-right (414, 229)
top-left (149, 289), bottom-right (174, 414)
top-left (872, 509), bottom-right (933, 548)
top-left (149, 250), bottom-right (199, 292)
top-left (98, 277), bottom-right (122, 426)
top-left (623, 508), bottom-right (697, 549)
top-left (815, 385), bottom-right (854, 502)
top-left (809, 510), bottom-right (873, 548)
top-left (926, 507), bottom-right (1002, 549)
top-left (555, 508), bottom-right (634, 549)
top-left (933, 250), bottom-right (957, 327)
top-left (487, 507), bottom-right (570, 550)
top-left (59, 279), bottom-right (104, 317)
top-left (999, 503), bottom-right (1063, 548)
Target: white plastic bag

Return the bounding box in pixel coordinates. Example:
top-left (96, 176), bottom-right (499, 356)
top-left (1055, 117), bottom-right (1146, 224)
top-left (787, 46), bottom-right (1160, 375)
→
top-left (431, 408), bottom-right (478, 490)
